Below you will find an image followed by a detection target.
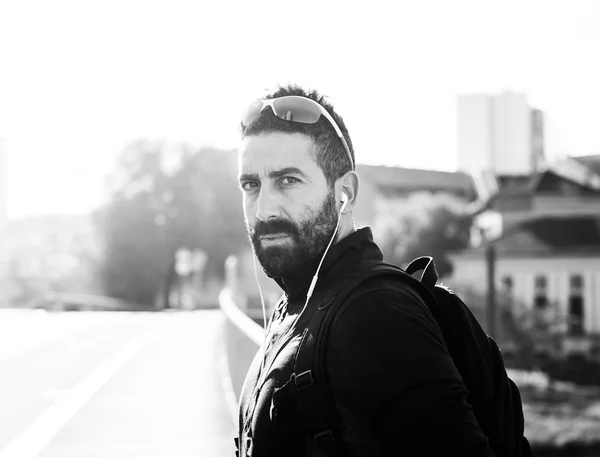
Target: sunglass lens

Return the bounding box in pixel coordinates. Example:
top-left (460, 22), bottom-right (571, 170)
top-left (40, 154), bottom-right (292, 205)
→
top-left (241, 101), bottom-right (265, 126)
top-left (271, 97), bottom-right (321, 124)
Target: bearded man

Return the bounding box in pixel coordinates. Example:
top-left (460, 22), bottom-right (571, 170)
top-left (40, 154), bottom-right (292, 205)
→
top-left (234, 85), bottom-right (495, 457)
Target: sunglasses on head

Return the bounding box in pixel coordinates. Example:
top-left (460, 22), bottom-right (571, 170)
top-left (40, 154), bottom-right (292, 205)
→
top-left (241, 95), bottom-right (355, 171)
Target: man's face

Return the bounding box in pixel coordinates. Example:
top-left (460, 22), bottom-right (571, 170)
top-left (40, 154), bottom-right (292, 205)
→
top-left (238, 133), bottom-right (338, 278)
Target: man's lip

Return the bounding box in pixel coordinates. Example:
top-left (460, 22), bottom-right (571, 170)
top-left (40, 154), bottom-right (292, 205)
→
top-left (260, 234), bottom-right (290, 240)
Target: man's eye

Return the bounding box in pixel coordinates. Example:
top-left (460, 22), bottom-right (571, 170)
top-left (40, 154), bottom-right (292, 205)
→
top-left (281, 177), bottom-right (300, 186)
top-left (241, 182), bottom-right (259, 191)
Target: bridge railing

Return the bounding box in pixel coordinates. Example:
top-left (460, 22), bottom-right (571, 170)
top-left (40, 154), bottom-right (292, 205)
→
top-left (219, 256), bottom-right (264, 402)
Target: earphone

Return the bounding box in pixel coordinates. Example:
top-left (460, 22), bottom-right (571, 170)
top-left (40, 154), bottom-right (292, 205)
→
top-left (304, 190), bottom-right (348, 305)
top-left (254, 189), bottom-right (349, 376)
top-left (341, 191), bottom-right (348, 207)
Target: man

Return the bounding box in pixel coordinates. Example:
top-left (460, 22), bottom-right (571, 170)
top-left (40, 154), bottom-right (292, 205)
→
top-left (235, 85), bottom-right (495, 456)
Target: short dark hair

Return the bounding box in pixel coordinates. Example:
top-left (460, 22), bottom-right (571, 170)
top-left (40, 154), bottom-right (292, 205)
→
top-left (240, 84), bottom-right (355, 187)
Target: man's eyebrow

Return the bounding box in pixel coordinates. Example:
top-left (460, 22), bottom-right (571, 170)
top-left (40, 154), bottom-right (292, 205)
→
top-left (239, 172), bottom-right (259, 183)
top-left (238, 167), bottom-right (308, 182)
top-left (269, 167), bottom-right (308, 180)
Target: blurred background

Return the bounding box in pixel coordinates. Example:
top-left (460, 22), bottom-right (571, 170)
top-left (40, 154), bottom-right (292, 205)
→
top-left (1, 0), bottom-right (600, 456)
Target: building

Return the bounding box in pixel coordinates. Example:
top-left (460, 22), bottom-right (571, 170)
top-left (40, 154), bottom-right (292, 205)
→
top-left (457, 91), bottom-right (545, 179)
top-left (0, 139), bottom-right (8, 305)
top-left (354, 164), bottom-right (476, 228)
top-left (573, 154), bottom-right (600, 176)
top-left (449, 159), bottom-right (600, 341)
top-left (357, 164), bottom-right (475, 200)
top-left (0, 138), bottom-right (7, 229)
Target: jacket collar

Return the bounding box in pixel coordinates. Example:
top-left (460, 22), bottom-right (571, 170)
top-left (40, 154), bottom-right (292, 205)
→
top-left (273, 226), bottom-right (384, 305)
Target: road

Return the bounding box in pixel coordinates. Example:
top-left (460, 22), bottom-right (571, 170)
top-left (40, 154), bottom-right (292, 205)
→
top-left (0, 309), bottom-right (236, 457)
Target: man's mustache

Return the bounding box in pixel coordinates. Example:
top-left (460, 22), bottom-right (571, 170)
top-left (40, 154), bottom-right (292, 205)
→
top-left (252, 219), bottom-right (299, 239)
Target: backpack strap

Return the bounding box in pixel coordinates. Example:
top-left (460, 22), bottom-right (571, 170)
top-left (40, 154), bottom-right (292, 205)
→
top-left (289, 261), bottom-right (419, 456)
top-left (291, 272), bottom-right (364, 456)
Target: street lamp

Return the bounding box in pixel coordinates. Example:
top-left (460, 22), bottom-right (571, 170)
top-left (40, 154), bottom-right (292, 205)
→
top-left (471, 209), bottom-right (503, 340)
top-left (485, 234), bottom-right (497, 340)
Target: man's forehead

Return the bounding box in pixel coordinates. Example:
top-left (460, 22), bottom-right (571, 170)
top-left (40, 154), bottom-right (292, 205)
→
top-left (238, 133), bottom-right (318, 175)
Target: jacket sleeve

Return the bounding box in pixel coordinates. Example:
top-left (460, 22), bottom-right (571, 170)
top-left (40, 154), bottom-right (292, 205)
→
top-left (325, 285), bottom-right (496, 457)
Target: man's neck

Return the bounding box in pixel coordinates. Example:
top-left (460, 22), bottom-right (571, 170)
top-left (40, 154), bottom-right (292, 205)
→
top-left (334, 217), bottom-right (357, 245)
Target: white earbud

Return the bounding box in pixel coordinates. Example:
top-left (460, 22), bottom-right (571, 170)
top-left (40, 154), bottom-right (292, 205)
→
top-left (304, 192), bottom-right (349, 308)
top-left (340, 192), bottom-right (348, 208)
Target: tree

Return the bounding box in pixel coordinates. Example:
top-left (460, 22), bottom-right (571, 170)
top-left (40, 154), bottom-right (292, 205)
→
top-left (93, 140), bottom-right (247, 307)
top-left (372, 192), bottom-right (473, 278)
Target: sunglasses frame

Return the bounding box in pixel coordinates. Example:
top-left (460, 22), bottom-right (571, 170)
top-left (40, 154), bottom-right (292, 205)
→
top-left (243, 95), bottom-right (355, 171)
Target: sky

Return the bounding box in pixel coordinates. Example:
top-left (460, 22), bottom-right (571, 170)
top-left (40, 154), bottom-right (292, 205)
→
top-left (1, 0), bottom-right (599, 221)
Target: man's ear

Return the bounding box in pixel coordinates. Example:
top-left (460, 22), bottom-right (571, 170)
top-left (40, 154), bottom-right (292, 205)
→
top-left (338, 171), bottom-right (359, 213)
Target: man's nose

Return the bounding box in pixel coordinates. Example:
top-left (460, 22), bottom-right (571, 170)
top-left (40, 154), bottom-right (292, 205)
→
top-left (255, 187), bottom-right (281, 222)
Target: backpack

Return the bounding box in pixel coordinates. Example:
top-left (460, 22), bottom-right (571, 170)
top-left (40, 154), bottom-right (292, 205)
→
top-left (270, 256), bottom-right (531, 457)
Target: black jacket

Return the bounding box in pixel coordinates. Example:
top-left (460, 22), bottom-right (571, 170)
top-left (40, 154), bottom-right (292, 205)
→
top-left (237, 227), bottom-right (495, 457)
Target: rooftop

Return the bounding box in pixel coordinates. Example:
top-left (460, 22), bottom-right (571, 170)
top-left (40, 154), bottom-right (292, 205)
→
top-left (573, 154), bottom-right (600, 177)
top-left (357, 164), bottom-right (475, 198)
top-left (461, 216), bottom-right (600, 257)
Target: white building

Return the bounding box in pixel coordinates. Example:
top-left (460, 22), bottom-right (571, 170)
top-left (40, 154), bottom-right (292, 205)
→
top-left (457, 91), bottom-right (544, 178)
top-left (450, 220), bottom-right (600, 336)
top-left (450, 164), bottom-right (600, 338)
top-left (0, 138), bottom-right (7, 229)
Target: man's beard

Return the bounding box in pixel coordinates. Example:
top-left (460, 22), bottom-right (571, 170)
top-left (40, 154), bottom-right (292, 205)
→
top-left (247, 190), bottom-right (338, 278)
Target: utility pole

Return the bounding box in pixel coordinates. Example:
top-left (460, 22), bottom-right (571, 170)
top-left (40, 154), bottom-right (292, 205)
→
top-left (486, 241), bottom-right (497, 339)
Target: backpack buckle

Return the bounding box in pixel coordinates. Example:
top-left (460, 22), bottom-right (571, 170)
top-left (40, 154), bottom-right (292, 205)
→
top-left (293, 370), bottom-right (315, 392)
top-left (314, 429), bottom-right (337, 454)
top-left (318, 295), bottom-right (338, 310)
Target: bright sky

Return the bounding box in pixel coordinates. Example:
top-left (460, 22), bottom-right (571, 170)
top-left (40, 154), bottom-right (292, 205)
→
top-left (1, 0), bottom-right (599, 221)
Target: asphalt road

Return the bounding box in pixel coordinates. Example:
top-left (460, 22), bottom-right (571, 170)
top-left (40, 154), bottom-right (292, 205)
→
top-left (0, 309), bottom-right (236, 457)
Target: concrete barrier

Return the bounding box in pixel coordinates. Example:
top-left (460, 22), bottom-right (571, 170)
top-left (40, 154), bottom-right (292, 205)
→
top-left (219, 287), bottom-right (263, 402)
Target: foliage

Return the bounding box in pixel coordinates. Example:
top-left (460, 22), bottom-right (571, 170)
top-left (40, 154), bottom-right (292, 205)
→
top-left (2, 215), bottom-right (103, 306)
top-left (449, 283), bottom-right (600, 387)
top-left (94, 140), bottom-right (247, 306)
top-left (372, 192), bottom-right (473, 278)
